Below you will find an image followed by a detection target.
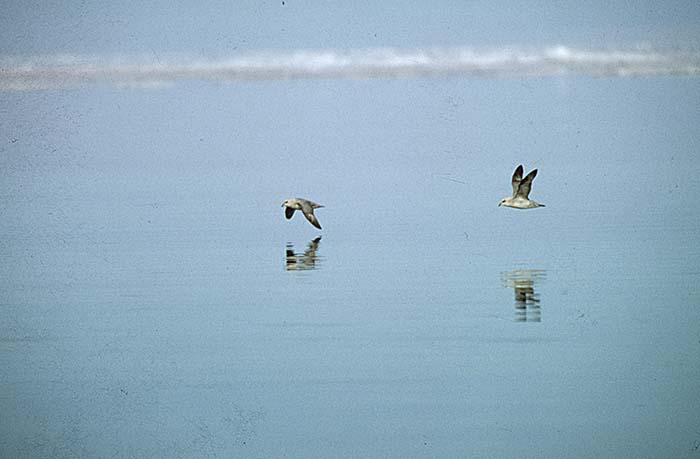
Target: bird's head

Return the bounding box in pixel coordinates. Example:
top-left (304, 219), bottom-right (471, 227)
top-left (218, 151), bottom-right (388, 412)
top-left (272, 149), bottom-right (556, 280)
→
top-left (498, 198), bottom-right (509, 207)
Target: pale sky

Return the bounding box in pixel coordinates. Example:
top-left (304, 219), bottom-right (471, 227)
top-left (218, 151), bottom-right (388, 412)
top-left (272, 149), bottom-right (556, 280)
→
top-left (2, 1), bottom-right (699, 56)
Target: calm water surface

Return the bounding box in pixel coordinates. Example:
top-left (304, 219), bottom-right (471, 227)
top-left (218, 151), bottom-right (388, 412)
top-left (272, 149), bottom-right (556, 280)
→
top-left (2, 77), bottom-right (699, 457)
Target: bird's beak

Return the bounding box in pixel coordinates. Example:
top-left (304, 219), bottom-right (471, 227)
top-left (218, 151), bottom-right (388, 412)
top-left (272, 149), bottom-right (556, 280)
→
top-left (498, 202), bottom-right (502, 207)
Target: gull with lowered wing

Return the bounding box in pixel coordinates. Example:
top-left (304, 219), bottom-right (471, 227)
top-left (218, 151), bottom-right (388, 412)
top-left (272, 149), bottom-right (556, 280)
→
top-left (282, 198), bottom-right (324, 229)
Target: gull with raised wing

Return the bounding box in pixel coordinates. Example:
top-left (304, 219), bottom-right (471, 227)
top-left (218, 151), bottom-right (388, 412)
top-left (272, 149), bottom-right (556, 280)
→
top-left (499, 165), bottom-right (545, 209)
top-left (282, 198), bottom-right (324, 229)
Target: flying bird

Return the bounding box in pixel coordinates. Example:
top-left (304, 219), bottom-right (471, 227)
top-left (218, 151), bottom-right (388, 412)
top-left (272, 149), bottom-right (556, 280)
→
top-left (499, 165), bottom-right (545, 209)
top-left (282, 198), bottom-right (324, 229)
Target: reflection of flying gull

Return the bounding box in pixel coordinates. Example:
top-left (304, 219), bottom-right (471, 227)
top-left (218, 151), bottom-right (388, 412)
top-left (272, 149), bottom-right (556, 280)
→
top-left (499, 165), bottom-right (545, 209)
top-left (282, 198), bottom-right (324, 229)
top-left (286, 236), bottom-right (322, 271)
top-left (502, 269), bottom-right (545, 323)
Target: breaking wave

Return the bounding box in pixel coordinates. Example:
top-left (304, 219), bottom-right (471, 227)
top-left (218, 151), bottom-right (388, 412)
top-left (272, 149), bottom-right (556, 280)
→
top-left (1, 45), bottom-right (699, 90)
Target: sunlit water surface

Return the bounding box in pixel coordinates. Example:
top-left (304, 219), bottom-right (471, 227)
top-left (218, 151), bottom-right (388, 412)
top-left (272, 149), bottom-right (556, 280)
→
top-left (2, 76), bottom-right (699, 458)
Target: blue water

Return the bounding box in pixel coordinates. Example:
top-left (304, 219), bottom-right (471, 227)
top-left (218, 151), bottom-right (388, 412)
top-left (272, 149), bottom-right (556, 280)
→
top-left (2, 76), bottom-right (699, 457)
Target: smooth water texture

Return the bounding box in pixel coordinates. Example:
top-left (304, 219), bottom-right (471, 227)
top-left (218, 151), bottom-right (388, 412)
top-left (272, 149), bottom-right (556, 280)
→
top-left (2, 76), bottom-right (699, 458)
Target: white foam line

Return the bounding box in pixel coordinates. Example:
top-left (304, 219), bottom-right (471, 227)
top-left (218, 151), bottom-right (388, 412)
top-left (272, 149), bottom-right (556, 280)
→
top-left (1, 46), bottom-right (699, 90)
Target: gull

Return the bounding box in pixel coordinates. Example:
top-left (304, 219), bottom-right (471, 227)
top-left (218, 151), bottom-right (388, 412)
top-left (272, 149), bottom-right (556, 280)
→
top-left (282, 198), bottom-right (324, 229)
top-left (498, 165), bottom-right (545, 209)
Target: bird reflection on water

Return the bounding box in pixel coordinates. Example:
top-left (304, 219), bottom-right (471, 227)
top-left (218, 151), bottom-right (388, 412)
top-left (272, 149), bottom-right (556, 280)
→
top-left (285, 236), bottom-right (323, 271)
top-left (501, 269), bottom-right (546, 322)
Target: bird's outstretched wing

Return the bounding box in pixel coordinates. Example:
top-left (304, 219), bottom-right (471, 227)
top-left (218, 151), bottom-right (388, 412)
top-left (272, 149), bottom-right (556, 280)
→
top-left (511, 165), bottom-right (524, 196)
top-left (301, 202), bottom-right (322, 229)
top-left (516, 169), bottom-right (538, 199)
top-left (285, 206), bottom-right (295, 219)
